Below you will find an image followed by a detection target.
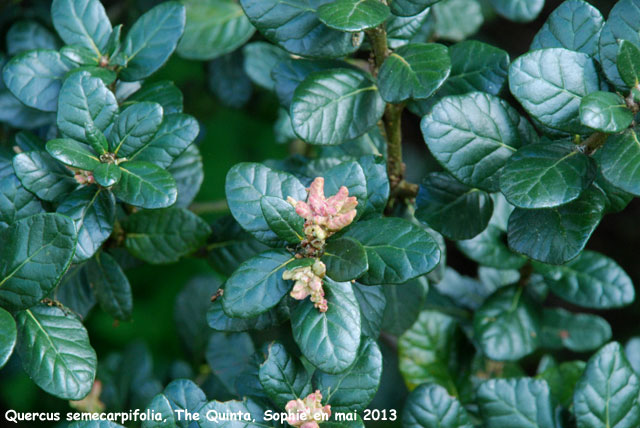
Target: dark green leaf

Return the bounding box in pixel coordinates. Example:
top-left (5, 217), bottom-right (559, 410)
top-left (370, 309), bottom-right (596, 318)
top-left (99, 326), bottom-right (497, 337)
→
top-left (124, 207), bottom-right (211, 264)
top-left (477, 378), bottom-right (555, 428)
top-left (208, 51), bottom-right (253, 108)
top-left (386, 8), bottom-right (432, 49)
top-left (344, 217), bottom-right (440, 284)
top-left (60, 45), bottom-right (100, 66)
top-left (580, 91), bottom-right (634, 133)
top-left (457, 225), bottom-right (527, 269)
top-left (474, 285), bottom-right (540, 361)
top-left (382, 276), bottom-right (429, 336)
top-left (574, 342), bottom-right (640, 428)
top-left (322, 237), bottom-right (368, 282)
top-left (314, 337), bottom-right (382, 412)
top-left (239, 0), bottom-right (362, 58)
top-left (500, 142), bottom-right (597, 209)
top-left (260, 196), bottom-right (304, 243)
top-left (0, 90), bottom-right (55, 129)
top-left (598, 1), bottom-right (640, 88)
top-left (538, 361), bottom-right (585, 408)
top-left (541, 250), bottom-right (635, 309)
top-left (54, 264), bottom-right (96, 319)
top-left (378, 43), bottom-right (450, 103)
top-left (127, 81), bottom-right (184, 115)
top-left (206, 332), bottom-right (255, 394)
top-left (509, 48), bottom-right (601, 134)
top-left (0, 308), bottom-right (16, 369)
top-left (225, 162), bottom-right (307, 245)
top-left (291, 68), bottom-right (385, 145)
top-left (243, 42), bottom-right (290, 91)
top-left (317, 0), bottom-right (390, 32)
top-left (291, 278), bottom-right (361, 374)
top-left (541, 308), bottom-right (611, 352)
top-left (416, 172), bottom-right (493, 240)
top-left (222, 249), bottom-right (294, 318)
top-left (87, 252), bottom-right (133, 321)
top-left (16, 304), bottom-right (96, 400)
top-left (398, 310), bottom-right (459, 392)
top-left (432, 0), bottom-right (483, 42)
top-left (352, 283), bottom-right (385, 339)
top-left (598, 131), bottom-right (640, 196)
top-left (433, 267), bottom-right (496, 310)
top-left (421, 92), bottom-right (537, 192)
top-left (390, 0), bottom-right (439, 17)
top-left (259, 341), bottom-right (311, 408)
top-left (0, 172), bottom-right (44, 229)
top-left (2, 49), bottom-right (71, 112)
top-left (177, 0), bottom-right (255, 61)
top-left (113, 161), bottom-right (177, 209)
top-left (85, 123), bottom-right (109, 155)
top-left (0, 213), bottom-right (77, 311)
top-left (168, 144), bottom-right (203, 208)
top-left (489, 0), bottom-right (544, 22)
top-left (110, 102), bottom-right (164, 157)
top-left (507, 188), bottom-right (606, 264)
top-left (119, 2), bottom-right (186, 81)
top-left (618, 41), bottom-right (640, 87)
top-left (530, 0), bottom-right (604, 56)
top-left (403, 383), bottom-right (473, 428)
top-left (147, 379), bottom-right (207, 428)
top-left (57, 187), bottom-right (116, 262)
top-left (46, 138), bottom-right (101, 171)
top-left (128, 113), bottom-right (200, 169)
top-left (208, 294), bottom-right (289, 333)
top-left (93, 163), bottom-right (122, 187)
top-left (51, 0), bottom-right (112, 55)
top-left (6, 20), bottom-right (59, 56)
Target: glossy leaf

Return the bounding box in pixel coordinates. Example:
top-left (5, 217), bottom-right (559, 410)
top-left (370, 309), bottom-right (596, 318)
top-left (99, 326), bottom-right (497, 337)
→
top-left (403, 383), bottom-right (473, 428)
top-left (322, 237), bottom-right (368, 282)
top-left (317, 0), bottom-right (390, 32)
top-left (598, 0), bottom-right (640, 88)
top-left (421, 92), bottom-right (537, 192)
top-left (124, 207), bottom-right (211, 264)
top-left (345, 217), bottom-right (440, 284)
top-left (509, 48), bottom-right (601, 134)
top-left (93, 163), bottom-right (122, 187)
top-left (542, 250), bottom-right (635, 309)
top-left (398, 310), bottom-right (459, 392)
top-left (314, 337), bottom-right (382, 412)
top-left (110, 102), bottom-right (163, 157)
top-left (291, 278), bottom-right (361, 374)
top-left (168, 144), bottom-right (203, 208)
top-left (2, 49), bottom-right (71, 112)
top-left (119, 2), bottom-right (186, 81)
top-left (46, 138), bottom-right (101, 171)
top-left (458, 224), bottom-right (526, 269)
top-left (538, 361), bottom-right (585, 407)
top-left (16, 304), bottom-right (97, 400)
top-left (574, 342), bottom-right (640, 428)
top-left (126, 81), bottom-right (183, 115)
top-left (378, 43), bottom-right (451, 103)
top-left (206, 332), bottom-right (255, 394)
top-left (352, 283), bottom-right (385, 339)
top-left (530, 0), bottom-right (604, 56)
top-left (390, 0), bottom-right (440, 17)
top-left (239, 0), bottom-right (362, 58)
top-left (0, 172), bottom-right (44, 229)
top-left (260, 196), bottom-right (304, 243)
top-left (416, 172), bottom-right (493, 240)
top-left (500, 142), bottom-right (597, 209)
top-left (580, 91), bottom-right (633, 133)
top-left (382, 276), bottom-right (429, 336)
top-left (6, 20), bottom-right (59, 56)
top-left (177, 0), bottom-right (254, 61)
top-left (291, 68), bottom-right (385, 145)
top-left (88, 252), bottom-right (133, 321)
top-left (507, 188), bottom-right (606, 264)
top-left (57, 187), bottom-right (116, 262)
top-left (617, 41), bottom-right (640, 87)
top-left (0, 308), bottom-right (17, 369)
top-left (541, 308), bottom-right (611, 352)
top-left (386, 8), bottom-right (432, 49)
top-left (599, 131), bottom-right (640, 196)
top-left (432, 0), bottom-right (483, 42)
top-left (477, 378), bottom-right (555, 428)
top-left (51, 0), bottom-right (112, 55)
top-left (222, 249), bottom-right (294, 319)
top-left (259, 342), bottom-right (311, 408)
top-left (0, 213), bottom-right (77, 311)
top-left (489, 0), bottom-right (544, 22)
top-left (474, 286), bottom-right (541, 361)
top-left (225, 163), bottom-right (307, 245)
top-left (112, 161), bottom-right (177, 209)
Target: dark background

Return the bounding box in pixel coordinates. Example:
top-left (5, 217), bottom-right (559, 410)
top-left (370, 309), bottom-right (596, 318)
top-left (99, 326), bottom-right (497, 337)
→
top-left (0, 0), bottom-right (636, 425)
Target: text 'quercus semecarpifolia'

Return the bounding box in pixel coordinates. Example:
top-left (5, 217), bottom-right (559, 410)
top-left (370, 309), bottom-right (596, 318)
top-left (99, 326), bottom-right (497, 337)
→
top-left (1, 0), bottom-right (640, 427)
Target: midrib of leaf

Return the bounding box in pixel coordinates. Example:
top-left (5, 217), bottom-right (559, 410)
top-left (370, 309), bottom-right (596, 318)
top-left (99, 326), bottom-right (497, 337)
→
top-left (125, 9), bottom-right (176, 62)
top-left (0, 243), bottom-right (52, 288)
top-left (68, 3), bottom-right (102, 56)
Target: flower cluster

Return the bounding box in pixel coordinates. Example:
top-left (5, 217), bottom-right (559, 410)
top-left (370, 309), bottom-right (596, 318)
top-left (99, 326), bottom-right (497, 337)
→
top-left (285, 390), bottom-right (332, 428)
top-left (287, 177), bottom-right (357, 255)
top-left (283, 260), bottom-right (328, 312)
